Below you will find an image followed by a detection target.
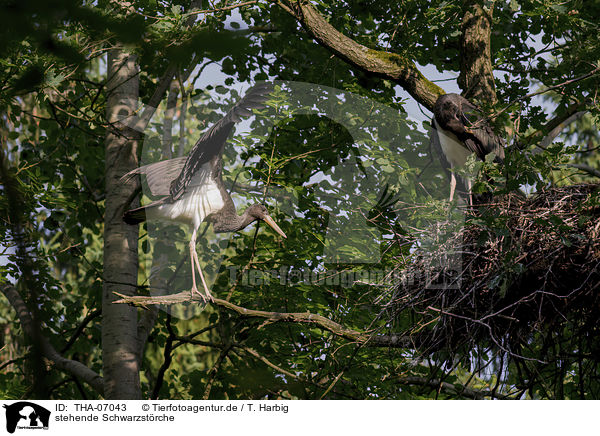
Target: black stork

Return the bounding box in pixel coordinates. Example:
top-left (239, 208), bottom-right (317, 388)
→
top-left (122, 83), bottom-right (286, 302)
top-left (430, 93), bottom-right (505, 204)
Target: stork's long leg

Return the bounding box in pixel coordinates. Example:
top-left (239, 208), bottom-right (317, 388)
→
top-left (192, 243), bottom-right (213, 302)
top-left (449, 173), bottom-right (456, 202)
top-left (465, 178), bottom-right (473, 206)
top-left (189, 228), bottom-right (211, 302)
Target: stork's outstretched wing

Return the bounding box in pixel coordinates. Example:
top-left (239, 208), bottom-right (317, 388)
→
top-left (169, 82), bottom-right (274, 200)
top-left (121, 157), bottom-right (187, 197)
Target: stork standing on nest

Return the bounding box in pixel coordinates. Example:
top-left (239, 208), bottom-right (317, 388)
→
top-left (430, 93), bottom-right (505, 205)
top-left (122, 83), bottom-right (286, 302)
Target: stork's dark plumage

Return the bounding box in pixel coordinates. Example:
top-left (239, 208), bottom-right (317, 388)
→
top-left (430, 93), bottom-right (505, 204)
top-left (122, 83), bottom-right (286, 302)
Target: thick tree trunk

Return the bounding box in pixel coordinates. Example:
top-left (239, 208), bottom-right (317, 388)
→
top-left (102, 48), bottom-right (142, 399)
top-left (458, 0), bottom-right (497, 103)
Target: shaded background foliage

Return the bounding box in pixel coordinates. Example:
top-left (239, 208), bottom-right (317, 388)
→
top-left (0, 0), bottom-right (599, 399)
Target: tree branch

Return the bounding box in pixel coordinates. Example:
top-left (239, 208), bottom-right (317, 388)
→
top-left (568, 163), bottom-right (600, 179)
top-left (538, 111), bottom-right (587, 149)
top-left (496, 66), bottom-right (599, 123)
top-left (526, 102), bottom-right (586, 149)
top-left (236, 344), bottom-right (299, 381)
top-left (396, 375), bottom-right (513, 399)
top-left (127, 0), bottom-right (204, 134)
top-left (151, 313), bottom-right (175, 400)
top-left (203, 344), bottom-right (232, 399)
top-left (132, 65), bottom-right (178, 133)
top-left (231, 345), bottom-right (355, 398)
top-left (61, 309), bottom-right (102, 354)
top-left (276, 0), bottom-right (443, 109)
top-left (1, 284), bottom-right (104, 396)
top-left (112, 291), bottom-right (412, 348)
top-left (184, 0), bottom-right (258, 16)
top-left (137, 306), bottom-right (158, 359)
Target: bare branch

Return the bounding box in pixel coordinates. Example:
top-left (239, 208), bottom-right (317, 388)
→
top-left (112, 291), bottom-right (412, 348)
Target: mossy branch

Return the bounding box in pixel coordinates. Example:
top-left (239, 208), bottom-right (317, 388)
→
top-left (276, 0), bottom-right (444, 109)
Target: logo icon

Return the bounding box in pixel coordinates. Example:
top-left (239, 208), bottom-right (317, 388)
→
top-left (3, 402), bottom-right (50, 433)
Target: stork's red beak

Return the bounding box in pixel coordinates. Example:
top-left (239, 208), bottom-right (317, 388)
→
top-left (263, 215), bottom-right (287, 238)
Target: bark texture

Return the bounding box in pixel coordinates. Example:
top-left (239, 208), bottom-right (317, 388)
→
top-left (102, 48), bottom-right (142, 399)
top-left (458, 0), bottom-right (497, 103)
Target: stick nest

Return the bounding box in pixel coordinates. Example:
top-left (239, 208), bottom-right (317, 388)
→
top-left (387, 183), bottom-right (600, 363)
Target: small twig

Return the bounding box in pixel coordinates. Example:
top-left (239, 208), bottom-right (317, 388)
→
top-left (203, 345), bottom-right (232, 399)
top-left (491, 66), bottom-right (600, 120)
top-left (151, 313), bottom-right (175, 400)
top-left (183, 0), bottom-right (258, 16)
top-left (61, 309), bottom-right (102, 353)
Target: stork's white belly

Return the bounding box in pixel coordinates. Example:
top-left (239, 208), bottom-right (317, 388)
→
top-left (148, 162), bottom-right (225, 227)
top-left (437, 126), bottom-right (471, 168)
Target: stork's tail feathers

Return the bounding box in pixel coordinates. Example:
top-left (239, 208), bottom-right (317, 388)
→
top-left (123, 206), bottom-right (147, 225)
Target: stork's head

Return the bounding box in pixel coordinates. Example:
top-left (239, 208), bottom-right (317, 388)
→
top-left (433, 93), bottom-right (478, 136)
top-left (247, 204), bottom-right (287, 238)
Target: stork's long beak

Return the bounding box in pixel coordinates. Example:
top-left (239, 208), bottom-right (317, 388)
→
top-left (263, 215), bottom-right (287, 238)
